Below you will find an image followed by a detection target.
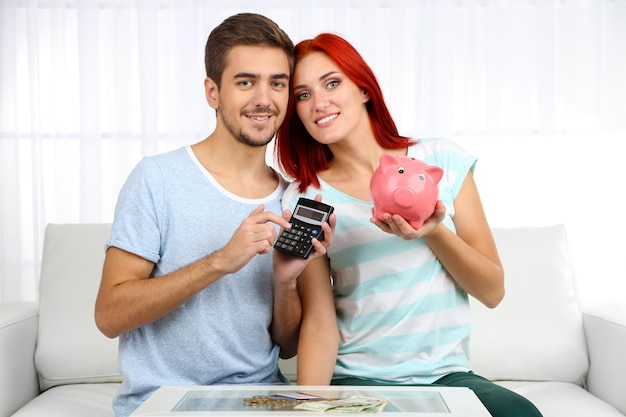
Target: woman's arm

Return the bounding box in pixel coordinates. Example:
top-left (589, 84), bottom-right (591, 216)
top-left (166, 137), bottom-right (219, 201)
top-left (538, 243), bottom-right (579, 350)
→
top-left (296, 255), bottom-right (339, 385)
top-left (271, 208), bottom-right (335, 359)
top-left (424, 172), bottom-right (504, 307)
top-left (373, 172), bottom-right (504, 308)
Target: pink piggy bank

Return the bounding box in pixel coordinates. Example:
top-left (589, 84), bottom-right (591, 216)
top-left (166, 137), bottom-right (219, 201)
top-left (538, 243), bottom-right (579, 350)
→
top-left (370, 154), bottom-right (444, 229)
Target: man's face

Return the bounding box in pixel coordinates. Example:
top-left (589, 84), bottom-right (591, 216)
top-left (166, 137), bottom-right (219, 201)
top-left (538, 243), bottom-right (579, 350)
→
top-left (211, 45), bottom-right (290, 147)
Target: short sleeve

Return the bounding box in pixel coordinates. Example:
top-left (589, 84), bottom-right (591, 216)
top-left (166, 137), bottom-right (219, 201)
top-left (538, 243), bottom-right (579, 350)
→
top-left (106, 158), bottom-right (164, 263)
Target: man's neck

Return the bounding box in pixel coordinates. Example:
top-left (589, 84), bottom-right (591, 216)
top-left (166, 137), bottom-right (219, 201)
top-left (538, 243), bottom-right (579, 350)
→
top-left (191, 135), bottom-right (278, 198)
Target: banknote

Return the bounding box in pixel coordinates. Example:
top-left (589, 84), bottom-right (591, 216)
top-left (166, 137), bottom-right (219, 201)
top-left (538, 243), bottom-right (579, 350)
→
top-left (294, 396), bottom-right (388, 414)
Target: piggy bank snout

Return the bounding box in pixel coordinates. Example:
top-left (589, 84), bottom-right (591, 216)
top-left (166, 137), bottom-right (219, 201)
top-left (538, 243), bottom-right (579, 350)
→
top-left (393, 188), bottom-right (417, 208)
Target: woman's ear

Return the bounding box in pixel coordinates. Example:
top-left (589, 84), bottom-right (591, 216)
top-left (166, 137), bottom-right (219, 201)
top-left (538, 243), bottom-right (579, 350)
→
top-left (204, 77), bottom-right (219, 110)
top-left (362, 88), bottom-right (371, 103)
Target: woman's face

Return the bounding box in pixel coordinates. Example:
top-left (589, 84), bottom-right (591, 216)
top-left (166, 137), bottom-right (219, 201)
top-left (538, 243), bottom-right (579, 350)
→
top-left (292, 52), bottom-right (370, 146)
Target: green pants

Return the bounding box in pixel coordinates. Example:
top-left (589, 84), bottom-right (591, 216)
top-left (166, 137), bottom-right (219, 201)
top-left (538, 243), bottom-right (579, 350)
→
top-left (332, 372), bottom-right (543, 417)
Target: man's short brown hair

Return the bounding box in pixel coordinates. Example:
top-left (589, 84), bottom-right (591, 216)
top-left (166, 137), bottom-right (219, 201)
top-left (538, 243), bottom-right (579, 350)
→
top-left (204, 13), bottom-right (294, 88)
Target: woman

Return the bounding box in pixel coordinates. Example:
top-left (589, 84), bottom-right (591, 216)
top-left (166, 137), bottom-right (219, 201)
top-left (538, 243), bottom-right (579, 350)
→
top-left (275, 33), bottom-right (543, 417)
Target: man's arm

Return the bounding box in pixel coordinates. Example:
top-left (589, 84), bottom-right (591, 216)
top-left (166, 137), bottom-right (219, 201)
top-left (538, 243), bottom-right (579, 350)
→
top-left (95, 247), bottom-right (227, 338)
top-left (95, 205), bottom-right (291, 338)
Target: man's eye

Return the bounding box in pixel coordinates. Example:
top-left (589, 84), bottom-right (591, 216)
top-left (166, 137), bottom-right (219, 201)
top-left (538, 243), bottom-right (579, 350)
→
top-left (239, 80), bottom-right (253, 87)
top-left (296, 92), bottom-right (310, 101)
top-left (272, 81), bottom-right (287, 89)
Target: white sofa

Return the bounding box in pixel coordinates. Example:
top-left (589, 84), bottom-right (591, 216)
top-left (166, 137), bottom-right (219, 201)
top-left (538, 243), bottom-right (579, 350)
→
top-left (0, 223), bottom-right (625, 417)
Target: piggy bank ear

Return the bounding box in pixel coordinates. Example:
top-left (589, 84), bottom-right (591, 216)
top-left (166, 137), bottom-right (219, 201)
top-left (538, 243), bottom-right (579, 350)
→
top-left (379, 153), bottom-right (400, 167)
top-left (426, 165), bottom-right (444, 184)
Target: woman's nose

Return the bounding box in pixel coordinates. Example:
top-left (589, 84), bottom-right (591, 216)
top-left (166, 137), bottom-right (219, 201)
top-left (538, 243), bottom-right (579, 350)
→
top-left (314, 92), bottom-right (330, 110)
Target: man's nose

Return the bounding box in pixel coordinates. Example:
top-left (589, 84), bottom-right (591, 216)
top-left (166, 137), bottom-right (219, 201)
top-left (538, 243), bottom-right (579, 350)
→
top-left (252, 84), bottom-right (272, 107)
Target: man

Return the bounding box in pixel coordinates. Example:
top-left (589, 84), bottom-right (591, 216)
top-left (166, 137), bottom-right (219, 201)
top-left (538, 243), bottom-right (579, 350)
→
top-left (94, 13), bottom-right (333, 417)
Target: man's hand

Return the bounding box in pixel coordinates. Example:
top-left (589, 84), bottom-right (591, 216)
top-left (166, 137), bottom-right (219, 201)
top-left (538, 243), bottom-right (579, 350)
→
top-left (213, 204), bottom-right (291, 275)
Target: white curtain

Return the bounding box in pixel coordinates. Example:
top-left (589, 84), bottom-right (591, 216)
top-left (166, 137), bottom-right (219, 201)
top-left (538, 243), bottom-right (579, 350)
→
top-left (1, 0), bottom-right (624, 303)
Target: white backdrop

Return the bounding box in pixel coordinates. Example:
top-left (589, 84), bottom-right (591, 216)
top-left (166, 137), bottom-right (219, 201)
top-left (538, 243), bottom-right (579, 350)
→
top-left (1, 0), bottom-right (625, 304)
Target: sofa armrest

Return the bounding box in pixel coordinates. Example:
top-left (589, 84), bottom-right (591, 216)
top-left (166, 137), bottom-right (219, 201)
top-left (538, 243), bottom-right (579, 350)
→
top-left (583, 299), bottom-right (626, 415)
top-left (0, 302), bottom-right (39, 417)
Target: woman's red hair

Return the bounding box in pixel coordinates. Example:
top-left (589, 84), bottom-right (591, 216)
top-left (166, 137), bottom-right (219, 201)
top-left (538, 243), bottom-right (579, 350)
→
top-left (275, 33), bottom-right (414, 192)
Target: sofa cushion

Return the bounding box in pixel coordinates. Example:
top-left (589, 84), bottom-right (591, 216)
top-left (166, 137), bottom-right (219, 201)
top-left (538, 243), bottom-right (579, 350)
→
top-left (583, 300), bottom-right (626, 414)
top-left (469, 225), bottom-right (588, 384)
top-left (497, 381), bottom-right (624, 417)
top-left (0, 302), bottom-right (39, 416)
top-left (11, 382), bottom-right (119, 417)
top-left (35, 223), bottom-right (121, 390)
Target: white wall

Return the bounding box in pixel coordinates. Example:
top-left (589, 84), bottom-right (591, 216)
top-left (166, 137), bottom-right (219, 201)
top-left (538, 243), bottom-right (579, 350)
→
top-left (462, 133), bottom-right (624, 304)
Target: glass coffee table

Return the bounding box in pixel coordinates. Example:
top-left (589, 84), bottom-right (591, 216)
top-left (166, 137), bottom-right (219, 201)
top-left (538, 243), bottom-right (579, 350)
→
top-left (130, 385), bottom-right (492, 416)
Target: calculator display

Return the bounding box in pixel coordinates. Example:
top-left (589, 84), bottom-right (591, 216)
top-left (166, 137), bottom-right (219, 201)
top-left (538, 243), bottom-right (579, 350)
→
top-left (294, 206), bottom-right (326, 224)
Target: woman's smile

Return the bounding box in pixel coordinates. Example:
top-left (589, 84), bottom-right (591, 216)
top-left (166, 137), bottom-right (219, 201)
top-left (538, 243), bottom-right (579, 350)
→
top-left (316, 113), bottom-right (338, 125)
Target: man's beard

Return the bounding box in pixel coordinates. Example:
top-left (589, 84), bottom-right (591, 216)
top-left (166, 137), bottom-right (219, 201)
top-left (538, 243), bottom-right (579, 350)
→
top-left (220, 107), bottom-right (278, 147)
top-left (238, 130), bottom-right (274, 147)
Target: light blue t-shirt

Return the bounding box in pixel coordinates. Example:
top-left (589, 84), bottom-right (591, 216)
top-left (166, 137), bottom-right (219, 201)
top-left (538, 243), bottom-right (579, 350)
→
top-left (107, 146), bottom-right (289, 417)
top-left (283, 138), bottom-right (477, 384)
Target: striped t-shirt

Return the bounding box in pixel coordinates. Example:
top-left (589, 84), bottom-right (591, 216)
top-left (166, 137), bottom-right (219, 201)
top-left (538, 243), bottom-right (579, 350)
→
top-left (282, 137), bottom-right (477, 384)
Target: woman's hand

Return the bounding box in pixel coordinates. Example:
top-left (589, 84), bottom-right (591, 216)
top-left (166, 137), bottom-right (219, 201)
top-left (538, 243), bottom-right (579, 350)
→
top-left (370, 200), bottom-right (447, 240)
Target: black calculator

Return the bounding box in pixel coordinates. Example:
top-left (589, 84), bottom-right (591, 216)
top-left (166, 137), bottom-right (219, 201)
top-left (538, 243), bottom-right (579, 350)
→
top-left (274, 198), bottom-right (334, 259)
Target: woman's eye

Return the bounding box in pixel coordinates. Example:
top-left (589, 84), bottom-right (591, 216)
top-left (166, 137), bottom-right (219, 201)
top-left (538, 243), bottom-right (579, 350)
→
top-left (327, 80), bottom-right (340, 89)
top-left (296, 92), bottom-right (310, 101)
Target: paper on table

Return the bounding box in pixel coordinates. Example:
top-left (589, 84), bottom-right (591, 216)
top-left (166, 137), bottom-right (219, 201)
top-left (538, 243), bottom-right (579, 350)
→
top-left (294, 396), bottom-right (388, 414)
